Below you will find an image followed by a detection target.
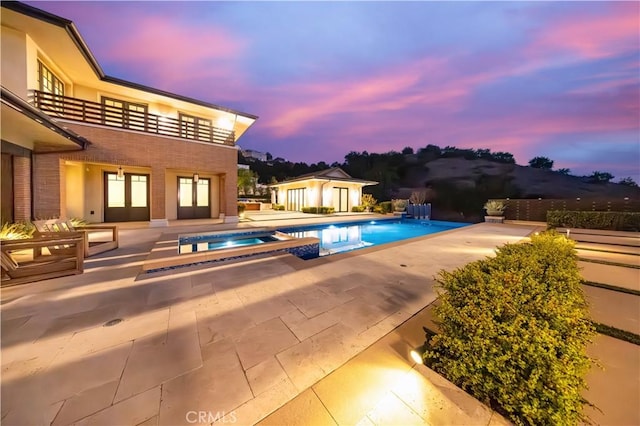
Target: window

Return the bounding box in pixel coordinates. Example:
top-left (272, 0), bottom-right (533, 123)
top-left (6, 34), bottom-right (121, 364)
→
top-left (106, 174), bottom-right (125, 207)
top-left (38, 60), bottom-right (64, 96)
top-left (179, 113), bottom-right (212, 141)
top-left (102, 97), bottom-right (148, 130)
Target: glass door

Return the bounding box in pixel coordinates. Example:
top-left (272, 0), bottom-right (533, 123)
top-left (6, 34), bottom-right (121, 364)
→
top-left (177, 177), bottom-right (210, 219)
top-left (332, 187), bottom-right (349, 212)
top-left (104, 172), bottom-right (150, 222)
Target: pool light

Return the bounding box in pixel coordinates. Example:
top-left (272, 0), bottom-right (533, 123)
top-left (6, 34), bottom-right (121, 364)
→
top-left (370, 221), bottom-right (376, 224)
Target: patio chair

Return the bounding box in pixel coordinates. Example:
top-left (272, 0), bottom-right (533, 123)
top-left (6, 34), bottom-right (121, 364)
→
top-left (1, 233), bottom-right (84, 286)
top-left (33, 219), bottom-right (118, 257)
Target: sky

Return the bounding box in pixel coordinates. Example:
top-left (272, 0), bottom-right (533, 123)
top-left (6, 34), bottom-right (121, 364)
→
top-left (30, 1), bottom-right (640, 181)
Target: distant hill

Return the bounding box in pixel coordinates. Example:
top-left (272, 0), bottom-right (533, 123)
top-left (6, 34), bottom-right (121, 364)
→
top-left (395, 157), bottom-right (640, 200)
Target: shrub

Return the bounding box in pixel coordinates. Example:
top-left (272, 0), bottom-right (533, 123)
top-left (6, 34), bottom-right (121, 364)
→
top-left (409, 191), bottom-right (427, 204)
top-left (351, 206), bottom-right (365, 212)
top-left (301, 206), bottom-right (334, 214)
top-left (361, 194), bottom-right (377, 210)
top-left (237, 202), bottom-right (246, 214)
top-left (425, 232), bottom-right (595, 426)
top-left (0, 222), bottom-right (35, 240)
top-left (272, 204), bottom-right (285, 211)
top-left (378, 201), bottom-right (393, 214)
top-left (391, 199), bottom-right (408, 212)
top-left (69, 217), bottom-right (88, 227)
top-left (547, 210), bottom-right (640, 232)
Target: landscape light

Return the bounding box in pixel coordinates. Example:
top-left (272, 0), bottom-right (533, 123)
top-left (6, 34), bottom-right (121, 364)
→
top-left (410, 349), bottom-right (424, 365)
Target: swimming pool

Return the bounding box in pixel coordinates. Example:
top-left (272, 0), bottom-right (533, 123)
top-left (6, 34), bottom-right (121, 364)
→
top-left (278, 219), bottom-right (468, 256)
top-left (145, 219), bottom-right (470, 272)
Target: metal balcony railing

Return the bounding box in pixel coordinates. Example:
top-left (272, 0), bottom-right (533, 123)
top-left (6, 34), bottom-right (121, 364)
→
top-left (30, 90), bottom-right (235, 146)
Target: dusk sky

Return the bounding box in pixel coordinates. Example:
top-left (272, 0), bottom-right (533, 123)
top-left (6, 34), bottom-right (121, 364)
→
top-left (31, 1), bottom-right (639, 181)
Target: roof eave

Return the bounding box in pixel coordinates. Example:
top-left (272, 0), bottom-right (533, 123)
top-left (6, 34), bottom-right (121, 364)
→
top-left (1, 85), bottom-right (91, 150)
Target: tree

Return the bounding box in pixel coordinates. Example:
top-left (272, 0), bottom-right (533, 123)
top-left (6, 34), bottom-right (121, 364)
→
top-left (237, 168), bottom-right (258, 195)
top-left (417, 144), bottom-right (442, 162)
top-left (402, 146), bottom-right (414, 155)
top-left (266, 152), bottom-right (273, 161)
top-left (528, 156), bottom-right (554, 170)
top-left (618, 177), bottom-right (638, 187)
top-left (588, 171), bottom-right (614, 183)
top-left (556, 168), bottom-right (571, 175)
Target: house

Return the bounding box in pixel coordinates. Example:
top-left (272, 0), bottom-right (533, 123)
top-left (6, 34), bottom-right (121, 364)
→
top-left (240, 148), bottom-right (268, 162)
top-left (1, 2), bottom-right (257, 226)
top-left (269, 167), bottom-right (377, 212)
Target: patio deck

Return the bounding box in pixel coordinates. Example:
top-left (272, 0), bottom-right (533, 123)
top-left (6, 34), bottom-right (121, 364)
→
top-left (0, 216), bottom-right (538, 425)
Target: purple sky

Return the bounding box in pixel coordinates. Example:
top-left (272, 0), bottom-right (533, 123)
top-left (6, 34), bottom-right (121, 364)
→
top-left (31, 1), bottom-right (639, 181)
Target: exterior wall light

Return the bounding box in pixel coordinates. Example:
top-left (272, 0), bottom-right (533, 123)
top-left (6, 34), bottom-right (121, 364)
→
top-left (193, 173), bottom-right (199, 183)
top-left (117, 166), bottom-right (124, 178)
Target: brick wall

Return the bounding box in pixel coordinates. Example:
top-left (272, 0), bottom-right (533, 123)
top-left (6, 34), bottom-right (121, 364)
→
top-left (32, 123), bottom-right (239, 221)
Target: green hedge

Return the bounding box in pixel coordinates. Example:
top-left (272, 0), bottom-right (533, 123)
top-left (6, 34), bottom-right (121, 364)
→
top-left (351, 206), bottom-right (365, 212)
top-left (272, 204), bottom-right (285, 211)
top-left (426, 232), bottom-right (595, 425)
top-left (237, 202), bottom-right (246, 214)
top-left (301, 206), bottom-right (335, 214)
top-left (378, 201), bottom-right (393, 214)
top-left (547, 210), bottom-right (640, 231)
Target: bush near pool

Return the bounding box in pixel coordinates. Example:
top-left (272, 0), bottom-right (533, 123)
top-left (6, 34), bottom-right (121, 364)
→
top-left (425, 231), bottom-right (595, 426)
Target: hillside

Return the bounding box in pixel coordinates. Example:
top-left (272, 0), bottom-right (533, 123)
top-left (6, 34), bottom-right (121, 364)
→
top-left (395, 157), bottom-right (640, 200)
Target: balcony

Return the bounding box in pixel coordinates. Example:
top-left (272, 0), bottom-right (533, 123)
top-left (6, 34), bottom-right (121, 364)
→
top-left (30, 90), bottom-right (235, 146)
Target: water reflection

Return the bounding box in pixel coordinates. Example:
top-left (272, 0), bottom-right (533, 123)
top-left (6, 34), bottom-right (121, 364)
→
top-left (286, 225), bottom-right (373, 256)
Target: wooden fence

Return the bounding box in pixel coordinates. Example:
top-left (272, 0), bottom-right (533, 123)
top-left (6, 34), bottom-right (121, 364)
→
top-left (489, 198), bottom-right (640, 222)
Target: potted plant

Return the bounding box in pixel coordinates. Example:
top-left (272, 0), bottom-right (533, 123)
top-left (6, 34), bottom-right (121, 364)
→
top-left (484, 200), bottom-right (506, 223)
top-left (392, 199), bottom-right (408, 212)
top-left (237, 202), bottom-right (247, 219)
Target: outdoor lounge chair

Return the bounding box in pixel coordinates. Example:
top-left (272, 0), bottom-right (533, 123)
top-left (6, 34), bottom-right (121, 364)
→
top-left (34, 219), bottom-right (118, 257)
top-left (1, 233), bottom-right (84, 286)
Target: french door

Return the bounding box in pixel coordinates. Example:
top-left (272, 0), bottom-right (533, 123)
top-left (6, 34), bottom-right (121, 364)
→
top-left (332, 187), bottom-right (349, 212)
top-left (104, 172), bottom-right (150, 222)
top-left (177, 177), bottom-right (210, 219)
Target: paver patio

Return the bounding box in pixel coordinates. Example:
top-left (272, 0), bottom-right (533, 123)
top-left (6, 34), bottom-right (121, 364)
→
top-left (1, 218), bottom-right (536, 425)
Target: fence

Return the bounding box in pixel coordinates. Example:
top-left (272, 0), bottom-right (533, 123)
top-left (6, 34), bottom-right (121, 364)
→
top-left (489, 198), bottom-right (640, 222)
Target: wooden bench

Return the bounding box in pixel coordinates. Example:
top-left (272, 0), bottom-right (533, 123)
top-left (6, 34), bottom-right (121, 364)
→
top-left (34, 219), bottom-right (119, 258)
top-left (1, 233), bottom-right (84, 287)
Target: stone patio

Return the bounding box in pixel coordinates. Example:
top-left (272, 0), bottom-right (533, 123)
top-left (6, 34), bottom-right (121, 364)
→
top-left (1, 218), bottom-right (537, 425)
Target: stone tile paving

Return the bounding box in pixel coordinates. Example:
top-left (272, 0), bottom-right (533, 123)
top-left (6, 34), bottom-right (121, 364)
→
top-left (1, 220), bottom-right (535, 425)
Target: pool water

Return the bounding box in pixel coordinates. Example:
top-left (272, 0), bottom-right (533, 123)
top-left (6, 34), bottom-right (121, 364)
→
top-left (279, 219), bottom-right (468, 256)
top-left (179, 235), bottom-right (278, 254)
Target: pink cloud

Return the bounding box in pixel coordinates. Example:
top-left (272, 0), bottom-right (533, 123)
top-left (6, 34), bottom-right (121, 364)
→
top-left (528, 3), bottom-right (639, 60)
top-left (104, 15), bottom-right (248, 88)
